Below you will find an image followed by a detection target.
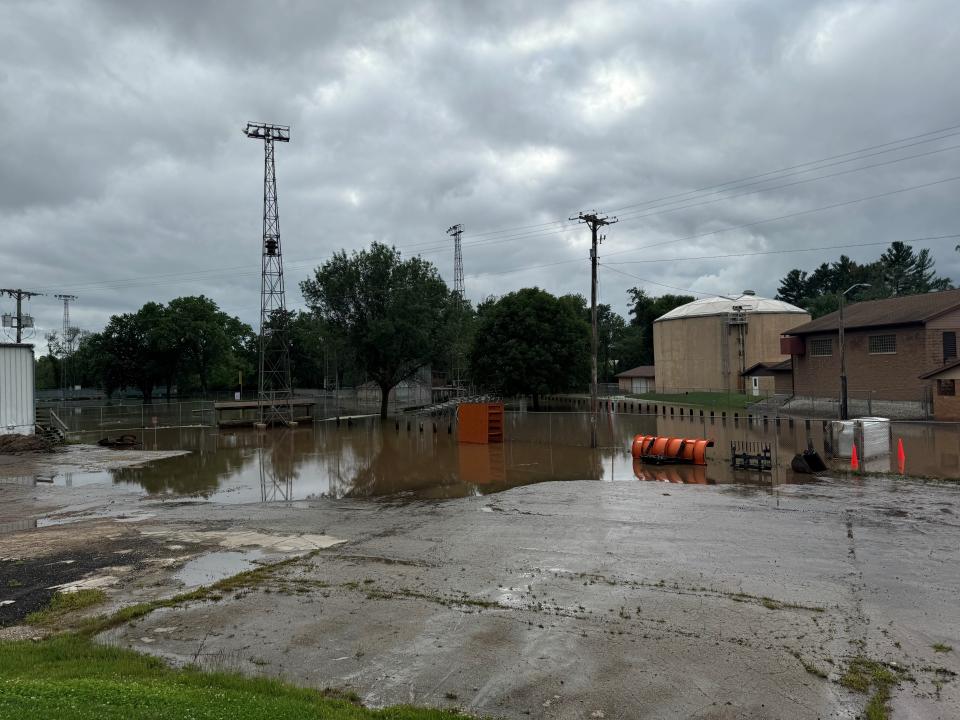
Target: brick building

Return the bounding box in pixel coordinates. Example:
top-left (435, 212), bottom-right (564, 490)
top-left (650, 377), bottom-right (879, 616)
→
top-left (781, 289), bottom-right (960, 418)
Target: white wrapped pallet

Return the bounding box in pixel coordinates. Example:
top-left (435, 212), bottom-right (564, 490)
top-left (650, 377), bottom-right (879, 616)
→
top-left (832, 420), bottom-right (856, 458)
top-left (831, 417), bottom-right (891, 459)
top-left (855, 417), bottom-right (891, 459)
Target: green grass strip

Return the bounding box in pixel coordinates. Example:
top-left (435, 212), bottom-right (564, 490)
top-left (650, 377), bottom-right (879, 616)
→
top-left (0, 634), bottom-right (475, 719)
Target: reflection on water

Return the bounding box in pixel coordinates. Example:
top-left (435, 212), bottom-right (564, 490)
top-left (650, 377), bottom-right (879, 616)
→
top-left (59, 410), bottom-right (960, 502)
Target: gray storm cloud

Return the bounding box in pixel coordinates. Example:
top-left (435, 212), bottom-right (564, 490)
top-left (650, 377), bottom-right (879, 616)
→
top-left (1, 0), bottom-right (958, 345)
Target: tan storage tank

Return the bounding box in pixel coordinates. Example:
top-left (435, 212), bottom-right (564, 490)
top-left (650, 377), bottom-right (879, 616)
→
top-left (653, 292), bottom-right (808, 394)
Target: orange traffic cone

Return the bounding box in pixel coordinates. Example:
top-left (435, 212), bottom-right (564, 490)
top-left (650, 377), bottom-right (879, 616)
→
top-left (897, 438), bottom-right (906, 474)
top-left (851, 443), bottom-right (860, 471)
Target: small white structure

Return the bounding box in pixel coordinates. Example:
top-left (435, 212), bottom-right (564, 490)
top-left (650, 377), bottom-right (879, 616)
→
top-left (0, 344), bottom-right (35, 435)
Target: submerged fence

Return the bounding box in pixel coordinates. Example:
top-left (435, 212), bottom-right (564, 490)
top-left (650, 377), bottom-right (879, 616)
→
top-left (37, 401), bottom-right (216, 434)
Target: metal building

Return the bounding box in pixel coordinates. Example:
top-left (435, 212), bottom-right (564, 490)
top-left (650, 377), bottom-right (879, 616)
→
top-left (653, 292), bottom-right (809, 395)
top-left (0, 344), bottom-right (35, 435)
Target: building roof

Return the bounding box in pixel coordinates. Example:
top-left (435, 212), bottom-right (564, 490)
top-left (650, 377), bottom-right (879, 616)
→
top-left (919, 357), bottom-right (960, 380)
top-left (616, 365), bottom-right (656, 379)
top-left (656, 292), bottom-right (807, 321)
top-left (741, 359), bottom-right (792, 377)
top-left (785, 288), bottom-right (960, 336)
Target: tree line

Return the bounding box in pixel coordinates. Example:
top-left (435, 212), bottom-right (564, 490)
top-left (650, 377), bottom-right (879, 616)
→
top-left (52, 239), bottom-right (950, 410)
top-left (775, 241), bottom-right (951, 317)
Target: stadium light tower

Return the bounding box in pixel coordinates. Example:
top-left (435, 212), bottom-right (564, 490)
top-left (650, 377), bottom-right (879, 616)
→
top-left (243, 121), bottom-right (294, 426)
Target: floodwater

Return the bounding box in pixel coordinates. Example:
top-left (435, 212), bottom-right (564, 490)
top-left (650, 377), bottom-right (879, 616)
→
top-left (31, 409), bottom-right (960, 502)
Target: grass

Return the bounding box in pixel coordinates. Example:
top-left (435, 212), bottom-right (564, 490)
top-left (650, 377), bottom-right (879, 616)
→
top-left (932, 643), bottom-right (953, 653)
top-left (839, 657), bottom-right (904, 720)
top-left (628, 391), bottom-right (752, 410)
top-left (0, 634), bottom-right (475, 719)
top-left (25, 589), bottom-right (107, 626)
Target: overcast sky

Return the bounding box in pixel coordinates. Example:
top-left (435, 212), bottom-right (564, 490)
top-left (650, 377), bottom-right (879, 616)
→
top-left (2, 0), bottom-right (959, 345)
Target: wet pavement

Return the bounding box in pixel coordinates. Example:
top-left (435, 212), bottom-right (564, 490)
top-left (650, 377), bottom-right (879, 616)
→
top-left (0, 412), bottom-right (958, 718)
top-left (79, 475), bottom-right (958, 719)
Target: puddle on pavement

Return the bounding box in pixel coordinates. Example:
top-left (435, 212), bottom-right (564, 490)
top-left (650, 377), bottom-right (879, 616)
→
top-left (174, 549), bottom-right (265, 587)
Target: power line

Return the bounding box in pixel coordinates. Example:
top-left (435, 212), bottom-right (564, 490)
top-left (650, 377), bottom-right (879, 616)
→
top-left (455, 120), bottom-right (960, 242)
top-left (23, 125), bottom-right (960, 303)
top-left (612, 141), bottom-right (960, 222)
top-left (603, 233), bottom-right (960, 265)
top-left (599, 264), bottom-right (716, 297)
top-left (605, 124), bottom-right (960, 214)
top-left (604, 174), bottom-right (960, 260)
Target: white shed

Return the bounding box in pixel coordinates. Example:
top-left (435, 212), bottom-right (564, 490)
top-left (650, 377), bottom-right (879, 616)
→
top-left (0, 344), bottom-right (35, 435)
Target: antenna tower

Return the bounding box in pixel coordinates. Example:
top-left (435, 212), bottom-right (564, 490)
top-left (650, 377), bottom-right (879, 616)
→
top-left (447, 224), bottom-right (464, 302)
top-left (446, 224), bottom-right (465, 395)
top-left (54, 294), bottom-right (79, 401)
top-left (243, 121), bottom-right (294, 426)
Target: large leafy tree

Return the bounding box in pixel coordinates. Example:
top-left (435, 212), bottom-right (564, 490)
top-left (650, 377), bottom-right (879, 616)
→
top-left (300, 243), bottom-right (453, 418)
top-left (469, 287), bottom-right (590, 409)
top-left (97, 302), bottom-right (168, 402)
top-left (563, 295), bottom-right (628, 382)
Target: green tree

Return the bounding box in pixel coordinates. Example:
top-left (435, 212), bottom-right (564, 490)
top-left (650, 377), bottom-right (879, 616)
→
top-left (35, 354), bottom-right (58, 391)
top-left (300, 243), bottom-right (453, 418)
top-left (775, 269), bottom-right (809, 306)
top-left (97, 302), bottom-right (167, 402)
top-left (612, 324), bottom-right (646, 373)
top-left (625, 289), bottom-right (695, 365)
top-left (556, 295), bottom-right (627, 381)
top-left (469, 287), bottom-right (590, 409)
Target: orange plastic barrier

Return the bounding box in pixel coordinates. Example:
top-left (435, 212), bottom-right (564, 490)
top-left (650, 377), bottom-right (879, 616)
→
top-left (630, 434), bottom-right (714, 466)
top-left (457, 403), bottom-right (504, 444)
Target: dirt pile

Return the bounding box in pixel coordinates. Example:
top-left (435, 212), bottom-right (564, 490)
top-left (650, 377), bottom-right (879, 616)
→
top-left (0, 434), bottom-right (55, 454)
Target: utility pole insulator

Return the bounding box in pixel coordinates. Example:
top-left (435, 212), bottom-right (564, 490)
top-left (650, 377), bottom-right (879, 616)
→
top-left (0, 289), bottom-right (43, 344)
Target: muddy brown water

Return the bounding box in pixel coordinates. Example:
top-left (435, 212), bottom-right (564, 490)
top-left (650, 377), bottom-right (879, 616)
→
top-left (21, 410), bottom-right (958, 502)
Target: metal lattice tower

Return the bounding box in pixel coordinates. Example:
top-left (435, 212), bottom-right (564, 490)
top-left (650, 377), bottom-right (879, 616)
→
top-left (244, 122), bottom-right (293, 426)
top-left (446, 224), bottom-right (465, 394)
top-left (54, 294), bottom-right (78, 401)
top-left (447, 224), bottom-right (464, 302)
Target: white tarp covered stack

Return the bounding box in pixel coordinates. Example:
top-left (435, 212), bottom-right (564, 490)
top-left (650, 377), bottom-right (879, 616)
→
top-left (832, 417), bottom-right (890, 459)
top-left (0, 344), bottom-right (35, 435)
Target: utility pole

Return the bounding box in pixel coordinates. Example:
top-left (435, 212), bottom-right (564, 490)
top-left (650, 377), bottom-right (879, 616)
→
top-left (54, 294), bottom-right (78, 401)
top-left (447, 223), bottom-right (465, 396)
top-left (0, 289), bottom-right (42, 343)
top-left (244, 121), bottom-right (294, 427)
top-left (839, 282), bottom-right (871, 420)
top-left (570, 212), bottom-right (618, 449)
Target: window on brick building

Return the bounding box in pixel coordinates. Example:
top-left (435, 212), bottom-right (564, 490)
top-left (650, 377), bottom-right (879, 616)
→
top-left (868, 334), bottom-right (896, 354)
top-left (943, 332), bottom-right (957, 362)
top-left (809, 337), bottom-right (832, 356)
top-left (937, 379), bottom-right (955, 396)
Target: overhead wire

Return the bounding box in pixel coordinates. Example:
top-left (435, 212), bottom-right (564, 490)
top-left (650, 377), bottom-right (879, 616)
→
top-left (30, 122), bottom-right (960, 297)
